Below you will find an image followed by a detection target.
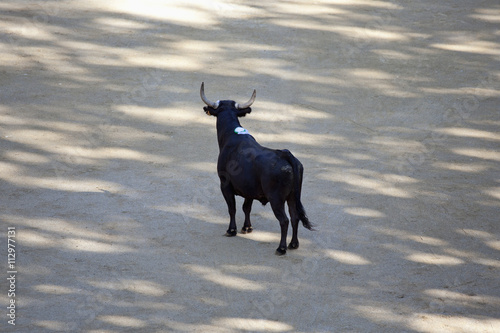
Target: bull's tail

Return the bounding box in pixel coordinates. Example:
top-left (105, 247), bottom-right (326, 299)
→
top-left (282, 150), bottom-right (314, 231)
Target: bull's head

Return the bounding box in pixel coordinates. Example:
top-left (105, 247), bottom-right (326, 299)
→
top-left (200, 82), bottom-right (256, 117)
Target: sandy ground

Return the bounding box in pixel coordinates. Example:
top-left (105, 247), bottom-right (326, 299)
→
top-left (1, 1), bottom-right (499, 332)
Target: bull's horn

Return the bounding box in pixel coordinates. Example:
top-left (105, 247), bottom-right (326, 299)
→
top-left (236, 89), bottom-right (256, 109)
top-left (200, 82), bottom-right (219, 109)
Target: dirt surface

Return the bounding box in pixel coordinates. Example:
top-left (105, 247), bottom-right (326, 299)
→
top-left (1, 1), bottom-right (499, 332)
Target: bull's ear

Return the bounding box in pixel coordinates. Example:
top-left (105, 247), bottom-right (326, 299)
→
top-left (236, 107), bottom-right (252, 117)
top-left (204, 106), bottom-right (219, 116)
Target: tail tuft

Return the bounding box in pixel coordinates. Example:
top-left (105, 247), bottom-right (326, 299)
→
top-left (297, 201), bottom-right (314, 231)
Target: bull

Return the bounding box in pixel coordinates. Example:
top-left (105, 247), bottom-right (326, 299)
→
top-left (200, 82), bottom-right (314, 255)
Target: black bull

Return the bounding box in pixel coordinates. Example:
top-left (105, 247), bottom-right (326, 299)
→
top-left (201, 83), bottom-right (314, 255)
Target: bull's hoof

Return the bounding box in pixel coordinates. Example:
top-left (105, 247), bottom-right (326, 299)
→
top-left (241, 226), bottom-right (253, 234)
top-left (275, 247), bottom-right (287, 256)
top-left (225, 229), bottom-right (237, 237)
top-left (288, 241), bottom-right (299, 250)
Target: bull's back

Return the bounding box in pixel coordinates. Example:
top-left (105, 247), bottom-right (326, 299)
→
top-left (241, 149), bottom-right (293, 202)
top-left (219, 139), bottom-right (294, 200)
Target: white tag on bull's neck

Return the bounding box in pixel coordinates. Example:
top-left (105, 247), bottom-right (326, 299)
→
top-left (234, 127), bottom-right (250, 135)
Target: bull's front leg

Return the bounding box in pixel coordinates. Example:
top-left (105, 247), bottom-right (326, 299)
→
top-left (220, 184), bottom-right (237, 237)
top-left (241, 198), bottom-right (254, 234)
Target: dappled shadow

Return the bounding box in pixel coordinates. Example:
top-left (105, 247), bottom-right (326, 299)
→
top-left (0, 0), bottom-right (499, 332)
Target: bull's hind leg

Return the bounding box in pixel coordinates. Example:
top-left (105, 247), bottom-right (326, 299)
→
top-left (287, 199), bottom-right (300, 250)
top-left (241, 198), bottom-right (254, 234)
top-left (221, 185), bottom-right (237, 237)
top-left (270, 200), bottom-right (289, 255)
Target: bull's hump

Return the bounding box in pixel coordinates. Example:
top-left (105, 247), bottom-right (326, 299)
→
top-left (234, 127), bottom-right (250, 135)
